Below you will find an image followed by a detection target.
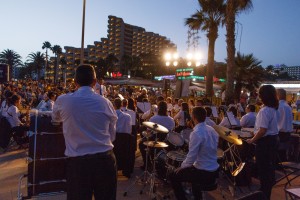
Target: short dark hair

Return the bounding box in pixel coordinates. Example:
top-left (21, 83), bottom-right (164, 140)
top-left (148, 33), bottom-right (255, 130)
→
top-left (158, 101), bottom-right (168, 116)
top-left (10, 94), bottom-right (21, 105)
top-left (204, 106), bottom-right (212, 117)
top-left (75, 65), bottom-right (96, 86)
top-left (181, 102), bottom-right (189, 112)
top-left (157, 96), bottom-right (164, 103)
top-left (247, 104), bottom-right (256, 112)
top-left (114, 98), bottom-right (122, 109)
top-left (192, 106), bottom-right (206, 123)
top-left (259, 85), bottom-right (279, 109)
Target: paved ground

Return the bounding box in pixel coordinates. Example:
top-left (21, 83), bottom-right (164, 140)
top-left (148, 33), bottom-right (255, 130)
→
top-left (0, 146), bottom-right (300, 200)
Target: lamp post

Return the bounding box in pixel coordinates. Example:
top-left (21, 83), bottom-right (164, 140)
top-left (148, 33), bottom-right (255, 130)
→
top-left (80, 0), bottom-right (86, 65)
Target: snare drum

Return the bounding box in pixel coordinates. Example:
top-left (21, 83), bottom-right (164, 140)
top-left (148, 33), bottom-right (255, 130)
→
top-left (167, 132), bottom-right (184, 148)
top-left (166, 151), bottom-right (187, 169)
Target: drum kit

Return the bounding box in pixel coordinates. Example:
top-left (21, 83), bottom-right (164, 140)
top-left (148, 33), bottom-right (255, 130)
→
top-left (123, 122), bottom-right (254, 199)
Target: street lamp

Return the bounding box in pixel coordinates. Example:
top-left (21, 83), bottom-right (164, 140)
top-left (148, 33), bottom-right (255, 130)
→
top-left (164, 52), bottom-right (178, 67)
top-left (80, 0), bottom-right (86, 65)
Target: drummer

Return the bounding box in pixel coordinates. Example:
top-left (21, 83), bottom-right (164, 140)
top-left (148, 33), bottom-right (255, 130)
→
top-left (138, 101), bottom-right (175, 170)
top-left (169, 106), bottom-right (219, 200)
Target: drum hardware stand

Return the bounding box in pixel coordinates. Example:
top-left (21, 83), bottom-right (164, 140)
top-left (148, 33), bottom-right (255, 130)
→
top-left (123, 131), bottom-right (156, 198)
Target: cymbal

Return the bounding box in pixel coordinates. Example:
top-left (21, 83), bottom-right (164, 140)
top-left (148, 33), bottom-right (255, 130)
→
top-left (143, 141), bottom-right (169, 148)
top-left (213, 125), bottom-right (243, 145)
top-left (232, 162), bottom-right (245, 177)
top-left (142, 121), bottom-right (169, 133)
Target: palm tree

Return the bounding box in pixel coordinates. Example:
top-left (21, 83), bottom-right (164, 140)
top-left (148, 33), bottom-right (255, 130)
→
top-left (185, 0), bottom-right (226, 97)
top-left (225, 0), bottom-right (253, 103)
top-left (27, 51), bottom-right (45, 80)
top-left (234, 52), bottom-right (264, 100)
top-left (0, 49), bottom-right (23, 79)
top-left (105, 54), bottom-right (119, 73)
top-left (51, 45), bottom-right (62, 83)
top-left (42, 41), bottom-right (52, 79)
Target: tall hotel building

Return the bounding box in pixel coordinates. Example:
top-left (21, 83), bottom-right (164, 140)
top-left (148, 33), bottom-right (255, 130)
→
top-left (47, 15), bottom-right (176, 80)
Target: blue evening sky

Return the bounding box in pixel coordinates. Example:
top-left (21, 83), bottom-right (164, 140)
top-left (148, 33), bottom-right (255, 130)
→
top-left (0, 0), bottom-right (299, 67)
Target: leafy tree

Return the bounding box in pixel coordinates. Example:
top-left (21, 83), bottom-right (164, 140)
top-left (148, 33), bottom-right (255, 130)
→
top-left (0, 49), bottom-right (23, 79)
top-left (185, 0), bottom-right (225, 97)
top-left (225, 0), bottom-right (253, 103)
top-left (27, 51), bottom-right (45, 80)
top-left (234, 52), bottom-right (264, 100)
top-left (42, 41), bottom-right (52, 79)
top-left (51, 45), bottom-right (62, 83)
top-left (105, 54), bottom-right (119, 73)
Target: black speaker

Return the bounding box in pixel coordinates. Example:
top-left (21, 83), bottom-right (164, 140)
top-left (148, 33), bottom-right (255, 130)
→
top-left (29, 115), bottom-right (62, 133)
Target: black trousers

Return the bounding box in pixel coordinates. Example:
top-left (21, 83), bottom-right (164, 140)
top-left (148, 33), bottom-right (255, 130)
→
top-left (169, 166), bottom-right (217, 200)
top-left (11, 125), bottom-right (29, 145)
top-left (67, 150), bottom-right (117, 200)
top-left (255, 135), bottom-right (279, 200)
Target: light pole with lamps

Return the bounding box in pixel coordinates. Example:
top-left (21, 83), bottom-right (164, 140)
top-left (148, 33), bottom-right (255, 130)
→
top-left (80, 0), bottom-right (86, 65)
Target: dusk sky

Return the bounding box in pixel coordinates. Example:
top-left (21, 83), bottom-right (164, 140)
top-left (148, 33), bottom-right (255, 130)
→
top-left (1, 0), bottom-right (299, 67)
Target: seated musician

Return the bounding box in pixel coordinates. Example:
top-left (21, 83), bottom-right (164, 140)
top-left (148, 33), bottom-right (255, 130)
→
top-left (139, 101), bottom-right (175, 170)
top-left (204, 106), bottom-right (216, 127)
top-left (0, 90), bottom-right (13, 117)
top-left (219, 106), bottom-right (241, 128)
top-left (174, 102), bottom-right (191, 132)
top-left (6, 94), bottom-right (29, 144)
top-left (240, 104), bottom-right (256, 128)
top-left (170, 106), bottom-right (219, 200)
top-left (44, 91), bottom-right (56, 111)
top-left (141, 96), bottom-right (164, 120)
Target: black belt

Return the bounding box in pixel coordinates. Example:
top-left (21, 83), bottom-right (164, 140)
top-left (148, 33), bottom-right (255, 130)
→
top-left (68, 150), bottom-right (113, 160)
top-left (279, 131), bottom-right (291, 134)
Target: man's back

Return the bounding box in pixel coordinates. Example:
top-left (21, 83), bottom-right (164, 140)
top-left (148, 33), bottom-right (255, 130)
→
top-left (52, 86), bottom-right (117, 157)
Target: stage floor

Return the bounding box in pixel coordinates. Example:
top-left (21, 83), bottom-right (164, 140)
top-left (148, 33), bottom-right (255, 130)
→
top-left (0, 147), bottom-right (299, 200)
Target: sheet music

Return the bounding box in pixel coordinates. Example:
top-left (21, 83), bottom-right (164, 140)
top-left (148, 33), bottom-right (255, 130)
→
top-left (226, 111), bottom-right (238, 126)
top-left (211, 106), bottom-right (219, 118)
top-left (137, 102), bottom-right (151, 113)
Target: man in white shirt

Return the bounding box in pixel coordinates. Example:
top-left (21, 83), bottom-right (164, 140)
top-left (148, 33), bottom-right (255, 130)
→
top-left (240, 104), bottom-right (256, 128)
top-left (94, 78), bottom-right (107, 97)
top-left (170, 107), bottom-right (219, 200)
top-left (204, 107), bottom-right (216, 127)
top-left (113, 98), bottom-right (133, 178)
top-left (141, 96), bottom-right (164, 120)
top-left (277, 88), bottom-right (293, 161)
top-left (52, 65), bottom-right (118, 200)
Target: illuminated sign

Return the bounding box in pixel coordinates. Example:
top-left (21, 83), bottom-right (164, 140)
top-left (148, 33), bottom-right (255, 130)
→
top-left (154, 75), bottom-right (175, 81)
top-left (111, 72), bottom-right (122, 78)
top-left (176, 68), bottom-right (194, 77)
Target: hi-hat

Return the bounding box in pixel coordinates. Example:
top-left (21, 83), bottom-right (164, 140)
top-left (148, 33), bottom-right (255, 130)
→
top-left (142, 122), bottom-right (169, 133)
top-left (213, 125), bottom-right (243, 145)
top-left (143, 141), bottom-right (169, 148)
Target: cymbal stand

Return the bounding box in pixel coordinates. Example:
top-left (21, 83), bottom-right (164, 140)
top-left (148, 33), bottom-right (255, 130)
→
top-left (221, 141), bottom-right (244, 197)
top-left (148, 130), bottom-right (160, 199)
top-left (123, 131), bottom-right (152, 197)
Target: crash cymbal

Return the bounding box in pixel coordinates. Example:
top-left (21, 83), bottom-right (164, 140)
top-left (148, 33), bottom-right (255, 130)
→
top-left (232, 162), bottom-right (245, 177)
top-left (213, 125), bottom-right (243, 145)
top-left (142, 121), bottom-right (169, 133)
top-left (143, 141), bottom-right (169, 148)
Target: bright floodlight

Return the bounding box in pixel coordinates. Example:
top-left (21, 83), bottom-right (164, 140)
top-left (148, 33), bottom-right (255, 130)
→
top-left (187, 53), bottom-right (193, 60)
top-left (166, 61), bottom-right (170, 66)
top-left (187, 61), bottom-right (192, 66)
top-left (196, 61), bottom-right (201, 67)
top-left (195, 52), bottom-right (202, 60)
top-left (165, 53), bottom-right (172, 61)
top-left (173, 61), bottom-right (178, 66)
top-left (173, 53), bottom-right (179, 60)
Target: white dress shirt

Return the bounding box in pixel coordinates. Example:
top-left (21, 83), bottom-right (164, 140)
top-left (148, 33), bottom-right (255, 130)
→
top-left (121, 107), bottom-right (136, 126)
top-left (45, 99), bottom-right (55, 111)
top-left (149, 115), bottom-right (175, 132)
top-left (205, 117), bottom-right (216, 127)
top-left (52, 86), bottom-right (117, 157)
top-left (94, 82), bottom-right (107, 96)
top-left (277, 100), bottom-right (293, 132)
top-left (240, 112), bottom-right (256, 128)
top-left (181, 122), bottom-right (219, 171)
top-left (254, 106), bottom-right (278, 136)
top-left (219, 117), bottom-right (241, 128)
top-left (116, 109), bottom-right (132, 134)
top-left (0, 100), bottom-right (8, 117)
top-left (6, 105), bottom-right (21, 128)
top-left (174, 110), bottom-right (187, 126)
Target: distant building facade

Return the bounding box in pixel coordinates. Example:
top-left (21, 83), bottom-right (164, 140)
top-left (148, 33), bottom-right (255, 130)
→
top-left (274, 65), bottom-right (300, 80)
top-left (46, 15), bottom-right (176, 81)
